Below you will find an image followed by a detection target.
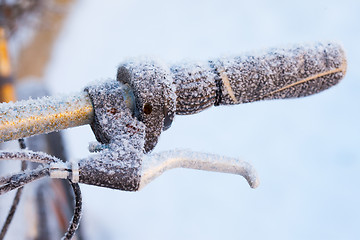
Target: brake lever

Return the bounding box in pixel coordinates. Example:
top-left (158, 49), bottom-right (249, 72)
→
top-left (0, 41), bottom-right (346, 191)
top-left (139, 149), bottom-right (259, 189)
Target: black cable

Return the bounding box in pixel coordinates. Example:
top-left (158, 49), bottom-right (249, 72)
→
top-left (0, 149), bottom-right (58, 186)
top-left (62, 181), bottom-right (82, 240)
top-left (0, 139), bottom-right (27, 240)
top-left (0, 160), bottom-right (27, 240)
top-left (0, 185), bottom-right (23, 240)
top-left (0, 150), bottom-right (59, 164)
top-left (0, 167), bottom-right (49, 195)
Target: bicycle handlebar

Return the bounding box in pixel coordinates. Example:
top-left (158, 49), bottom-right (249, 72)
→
top-left (0, 41), bottom-right (346, 146)
top-left (0, 41), bottom-right (347, 192)
top-left (116, 41), bottom-right (346, 152)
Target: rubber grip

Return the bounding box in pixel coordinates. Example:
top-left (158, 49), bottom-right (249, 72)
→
top-left (173, 42), bottom-right (346, 115)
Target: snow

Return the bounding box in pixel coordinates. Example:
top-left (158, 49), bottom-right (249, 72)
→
top-left (43, 0), bottom-right (360, 240)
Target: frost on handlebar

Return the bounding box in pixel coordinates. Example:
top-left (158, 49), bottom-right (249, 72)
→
top-left (173, 41), bottom-right (346, 114)
top-left (0, 92), bottom-right (94, 142)
top-left (0, 41), bottom-right (347, 192)
top-left (0, 41), bottom-right (346, 145)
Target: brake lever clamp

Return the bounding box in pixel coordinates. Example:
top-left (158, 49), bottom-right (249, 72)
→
top-left (81, 80), bottom-right (146, 191)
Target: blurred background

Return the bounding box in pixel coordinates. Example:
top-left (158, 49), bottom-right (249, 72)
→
top-left (4, 0), bottom-right (360, 239)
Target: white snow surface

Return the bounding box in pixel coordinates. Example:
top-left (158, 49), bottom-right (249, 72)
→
top-left (43, 0), bottom-right (360, 239)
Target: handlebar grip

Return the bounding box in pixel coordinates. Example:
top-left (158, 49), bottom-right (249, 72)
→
top-left (173, 42), bottom-right (346, 115)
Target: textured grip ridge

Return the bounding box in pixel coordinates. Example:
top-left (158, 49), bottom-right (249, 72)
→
top-left (171, 62), bottom-right (217, 115)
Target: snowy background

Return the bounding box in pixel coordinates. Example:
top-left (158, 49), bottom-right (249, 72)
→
top-left (44, 0), bottom-right (359, 239)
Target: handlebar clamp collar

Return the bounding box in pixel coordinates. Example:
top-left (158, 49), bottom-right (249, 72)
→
top-left (117, 60), bottom-right (176, 153)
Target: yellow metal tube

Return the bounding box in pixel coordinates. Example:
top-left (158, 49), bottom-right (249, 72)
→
top-left (0, 92), bottom-right (94, 142)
